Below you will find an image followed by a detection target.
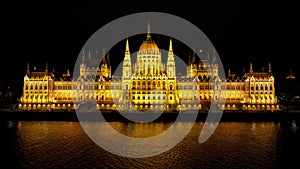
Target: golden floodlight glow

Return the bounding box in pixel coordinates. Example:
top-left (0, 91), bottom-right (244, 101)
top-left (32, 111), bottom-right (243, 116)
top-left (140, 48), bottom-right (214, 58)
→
top-left (19, 26), bottom-right (278, 112)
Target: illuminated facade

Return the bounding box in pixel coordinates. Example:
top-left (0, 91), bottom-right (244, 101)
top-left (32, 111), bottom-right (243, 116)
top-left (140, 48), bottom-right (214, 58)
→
top-left (19, 26), bottom-right (278, 111)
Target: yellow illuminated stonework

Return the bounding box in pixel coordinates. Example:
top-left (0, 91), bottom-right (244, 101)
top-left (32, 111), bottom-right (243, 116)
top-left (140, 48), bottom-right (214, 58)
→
top-left (19, 27), bottom-right (278, 112)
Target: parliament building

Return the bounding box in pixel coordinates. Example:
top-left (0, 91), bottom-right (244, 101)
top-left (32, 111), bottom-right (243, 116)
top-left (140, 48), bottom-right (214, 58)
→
top-left (19, 27), bottom-right (279, 112)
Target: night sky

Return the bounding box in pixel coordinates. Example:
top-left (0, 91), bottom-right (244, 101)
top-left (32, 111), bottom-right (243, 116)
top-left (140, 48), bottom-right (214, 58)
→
top-left (2, 0), bottom-right (297, 81)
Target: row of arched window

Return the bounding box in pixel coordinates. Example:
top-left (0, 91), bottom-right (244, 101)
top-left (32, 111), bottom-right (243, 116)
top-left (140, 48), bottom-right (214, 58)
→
top-left (250, 84), bottom-right (273, 91)
top-left (25, 84), bottom-right (47, 90)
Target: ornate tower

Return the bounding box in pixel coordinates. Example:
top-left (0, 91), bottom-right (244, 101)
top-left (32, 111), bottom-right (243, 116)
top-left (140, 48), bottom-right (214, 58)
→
top-left (167, 38), bottom-right (176, 78)
top-left (166, 38), bottom-right (177, 106)
top-left (80, 49), bottom-right (86, 78)
top-left (122, 39), bottom-right (132, 80)
top-left (101, 49), bottom-right (111, 78)
top-left (121, 39), bottom-right (132, 108)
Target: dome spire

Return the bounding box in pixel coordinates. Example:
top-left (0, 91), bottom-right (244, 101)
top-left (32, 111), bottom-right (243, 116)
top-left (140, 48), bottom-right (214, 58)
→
top-left (147, 21), bottom-right (151, 40)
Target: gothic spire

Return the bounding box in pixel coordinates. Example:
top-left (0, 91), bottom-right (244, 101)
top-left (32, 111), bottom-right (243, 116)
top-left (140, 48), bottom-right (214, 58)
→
top-left (88, 50), bottom-right (91, 60)
top-left (45, 62), bottom-right (48, 74)
top-left (67, 67), bottom-right (70, 76)
top-left (106, 52), bottom-right (110, 67)
top-left (102, 48), bottom-right (106, 65)
top-left (249, 62), bottom-right (253, 73)
top-left (268, 62), bottom-right (272, 73)
top-left (26, 62), bottom-right (30, 76)
top-left (169, 38), bottom-right (173, 53)
top-left (126, 38), bottom-right (130, 52)
top-left (82, 49), bottom-right (85, 63)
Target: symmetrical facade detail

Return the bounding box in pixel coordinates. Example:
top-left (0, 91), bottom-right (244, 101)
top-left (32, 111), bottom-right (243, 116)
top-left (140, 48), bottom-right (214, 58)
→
top-left (19, 27), bottom-right (278, 111)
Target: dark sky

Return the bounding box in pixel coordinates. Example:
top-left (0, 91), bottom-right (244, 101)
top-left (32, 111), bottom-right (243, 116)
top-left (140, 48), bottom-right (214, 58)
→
top-left (2, 0), bottom-right (298, 81)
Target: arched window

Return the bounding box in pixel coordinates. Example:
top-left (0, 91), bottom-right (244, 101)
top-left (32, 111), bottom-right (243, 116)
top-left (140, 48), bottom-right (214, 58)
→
top-left (44, 85), bottom-right (47, 90)
top-left (142, 81), bottom-right (146, 89)
top-left (260, 85), bottom-right (263, 90)
top-left (255, 85), bottom-right (258, 90)
top-left (25, 85), bottom-right (28, 90)
top-left (265, 85), bottom-right (268, 90)
top-left (270, 85), bottom-right (273, 90)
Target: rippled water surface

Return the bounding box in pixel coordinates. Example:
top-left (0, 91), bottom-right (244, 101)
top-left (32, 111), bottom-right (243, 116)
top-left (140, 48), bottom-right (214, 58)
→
top-left (2, 120), bottom-right (300, 169)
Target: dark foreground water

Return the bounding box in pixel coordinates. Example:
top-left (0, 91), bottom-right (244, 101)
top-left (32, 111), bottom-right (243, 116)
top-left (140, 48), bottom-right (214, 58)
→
top-left (1, 120), bottom-right (300, 169)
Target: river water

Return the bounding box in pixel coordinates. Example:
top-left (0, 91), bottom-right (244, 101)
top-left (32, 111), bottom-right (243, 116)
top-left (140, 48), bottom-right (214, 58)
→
top-left (1, 120), bottom-right (300, 169)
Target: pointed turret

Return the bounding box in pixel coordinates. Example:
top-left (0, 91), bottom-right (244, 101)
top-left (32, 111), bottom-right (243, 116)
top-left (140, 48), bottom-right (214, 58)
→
top-left (88, 50), bottom-right (91, 60)
top-left (101, 48), bottom-right (110, 78)
top-left (106, 52), bottom-right (110, 67)
top-left (249, 62), bottom-right (253, 73)
top-left (167, 38), bottom-right (176, 78)
top-left (45, 62), bottom-right (48, 75)
top-left (122, 38), bottom-right (132, 80)
top-left (169, 38), bottom-right (173, 53)
top-left (188, 52), bottom-right (191, 66)
top-left (67, 67), bottom-right (70, 76)
top-left (125, 38), bottom-right (130, 58)
top-left (102, 48), bottom-right (107, 66)
top-left (268, 62), bottom-right (272, 73)
top-left (126, 38), bottom-right (130, 52)
top-left (228, 68), bottom-right (231, 77)
top-left (82, 49), bottom-right (85, 64)
top-left (26, 62), bottom-right (30, 76)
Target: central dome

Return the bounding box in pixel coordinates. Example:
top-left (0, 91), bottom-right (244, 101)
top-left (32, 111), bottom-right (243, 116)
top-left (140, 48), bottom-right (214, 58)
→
top-left (139, 39), bottom-right (159, 51)
top-left (138, 23), bottom-right (159, 54)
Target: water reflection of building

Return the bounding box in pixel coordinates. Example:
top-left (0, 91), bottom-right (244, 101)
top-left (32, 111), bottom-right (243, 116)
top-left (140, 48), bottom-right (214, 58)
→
top-left (19, 26), bottom-right (278, 111)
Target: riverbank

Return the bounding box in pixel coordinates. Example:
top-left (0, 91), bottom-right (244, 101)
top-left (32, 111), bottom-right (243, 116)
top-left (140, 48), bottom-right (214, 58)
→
top-left (2, 110), bottom-right (300, 122)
